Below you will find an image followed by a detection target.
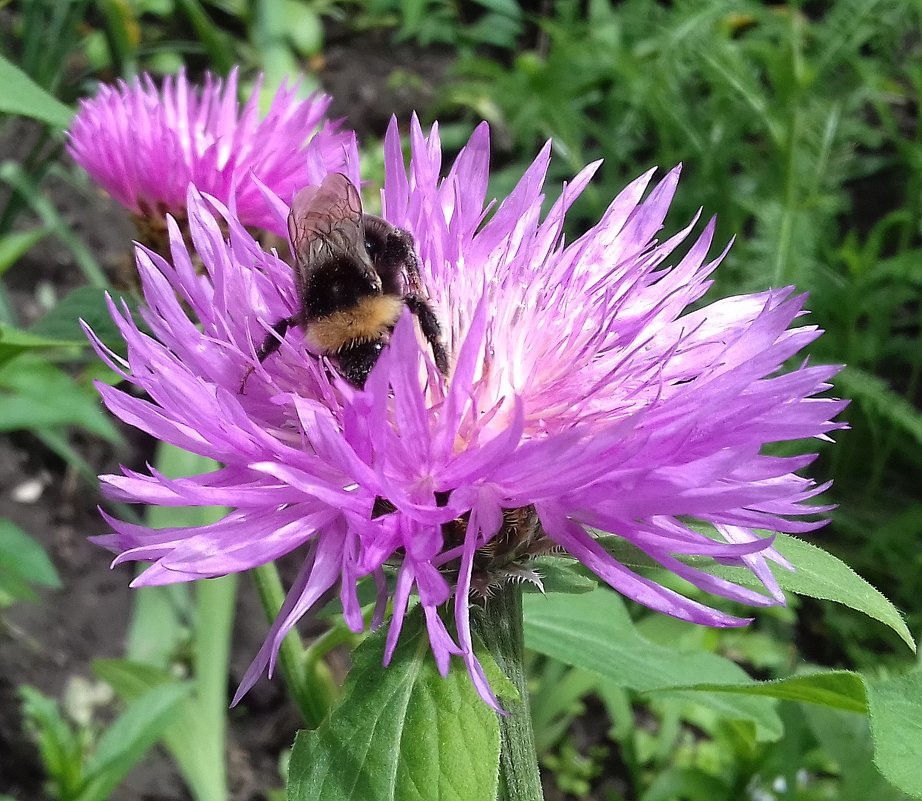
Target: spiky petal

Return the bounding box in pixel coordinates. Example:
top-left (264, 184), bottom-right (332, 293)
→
top-left (88, 118), bottom-right (845, 709)
top-left (67, 68), bottom-right (356, 234)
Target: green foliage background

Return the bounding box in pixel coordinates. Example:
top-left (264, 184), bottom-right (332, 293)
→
top-left (2, 1), bottom-right (921, 800)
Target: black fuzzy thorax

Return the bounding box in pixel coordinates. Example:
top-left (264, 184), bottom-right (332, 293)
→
top-left (304, 256), bottom-right (379, 320)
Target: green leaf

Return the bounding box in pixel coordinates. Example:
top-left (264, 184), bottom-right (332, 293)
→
top-left (872, 249), bottom-right (922, 287)
top-left (125, 445), bottom-right (227, 666)
top-left (0, 356), bottom-right (121, 442)
top-left (866, 668), bottom-right (922, 798)
top-left (400, 0), bottom-right (427, 35)
top-left (94, 458), bottom-right (233, 801)
top-left (251, 0), bottom-right (309, 97)
top-left (95, 0), bottom-right (140, 76)
top-left (0, 517), bottom-right (60, 592)
top-left (837, 366), bottom-right (922, 452)
top-left (530, 664), bottom-right (598, 753)
top-left (94, 657), bottom-right (228, 801)
top-left (625, 664), bottom-right (922, 798)
top-left (78, 683), bottom-right (192, 801)
top-left (189, 574), bottom-right (237, 801)
top-left (716, 535), bottom-right (913, 652)
top-left (674, 671), bottom-right (868, 714)
top-left (473, 0), bottom-right (522, 16)
top-left (288, 606), bottom-right (501, 801)
top-left (125, 583), bottom-right (192, 668)
top-left (465, 13), bottom-right (522, 48)
top-left (175, 0), bottom-right (235, 74)
top-left (472, 632), bottom-right (519, 703)
top-left (0, 55), bottom-right (73, 127)
top-left (600, 532), bottom-right (915, 651)
top-left (0, 228), bottom-right (50, 276)
top-left (0, 324), bottom-right (82, 365)
top-left (523, 556), bottom-right (598, 595)
top-left (0, 162), bottom-right (109, 288)
top-left (804, 705), bottom-right (908, 801)
top-left (30, 286), bottom-right (136, 349)
top-left (0, 568), bottom-right (38, 606)
top-left (642, 767), bottom-right (731, 801)
top-left (101, 447), bottom-right (234, 801)
top-left (523, 589), bottom-right (782, 739)
top-left (284, 0), bottom-right (323, 55)
top-left (93, 659), bottom-right (176, 698)
top-left (19, 686), bottom-right (84, 799)
top-left (32, 426), bottom-right (100, 487)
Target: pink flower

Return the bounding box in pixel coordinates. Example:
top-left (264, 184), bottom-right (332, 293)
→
top-left (87, 118), bottom-right (845, 709)
top-left (67, 68), bottom-right (354, 235)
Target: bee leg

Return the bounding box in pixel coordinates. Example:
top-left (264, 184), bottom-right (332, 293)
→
top-left (239, 315), bottom-right (296, 393)
top-left (404, 294), bottom-right (449, 376)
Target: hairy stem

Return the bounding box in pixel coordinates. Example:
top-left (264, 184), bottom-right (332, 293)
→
top-left (473, 582), bottom-right (544, 801)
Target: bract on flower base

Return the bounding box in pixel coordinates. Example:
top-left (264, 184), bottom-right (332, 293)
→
top-left (87, 117), bottom-right (845, 709)
top-left (67, 68), bottom-right (356, 244)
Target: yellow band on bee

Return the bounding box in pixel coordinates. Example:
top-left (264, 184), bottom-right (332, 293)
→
top-left (306, 295), bottom-right (404, 353)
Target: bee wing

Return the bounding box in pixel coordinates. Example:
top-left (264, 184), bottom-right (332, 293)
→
top-left (287, 173), bottom-right (366, 299)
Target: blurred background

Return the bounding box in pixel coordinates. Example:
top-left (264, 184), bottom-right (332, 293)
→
top-left (1, 1), bottom-right (920, 800)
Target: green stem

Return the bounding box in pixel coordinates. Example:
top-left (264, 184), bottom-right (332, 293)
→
top-left (472, 582), bottom-right (544, 801)
top-left (303, 619), bottom-right (363, 663)
top-left (250, 562), bottom-right (336, 727)
top-left (194, 574), bottom-right (237, 801)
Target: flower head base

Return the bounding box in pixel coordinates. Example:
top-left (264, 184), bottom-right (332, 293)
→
top-left (67, 68), bottom-right (355, 240)
top-left (88, 118), bottom-right (845, 709)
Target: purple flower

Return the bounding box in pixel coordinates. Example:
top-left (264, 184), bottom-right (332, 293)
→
top-left (67, 68), bottom-right (354, 235)
top-left (87, 118), bottom-right (845, 709)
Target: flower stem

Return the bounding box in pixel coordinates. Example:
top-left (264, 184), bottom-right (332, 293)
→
top-left (473, 581), bottom-right (545, 801)
top-left (193, 574), bottom-right (237, 801)
top-left (250, 562), bottom-right (336, 727)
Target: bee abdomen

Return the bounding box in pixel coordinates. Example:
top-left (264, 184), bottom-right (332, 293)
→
top-left (337, 340), bottom-right (386, 387)
top-left (305, 295), bottom-right (404, 353)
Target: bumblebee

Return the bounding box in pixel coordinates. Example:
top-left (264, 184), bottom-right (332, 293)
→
top-left (242, 173), bottom-right (448, 389)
